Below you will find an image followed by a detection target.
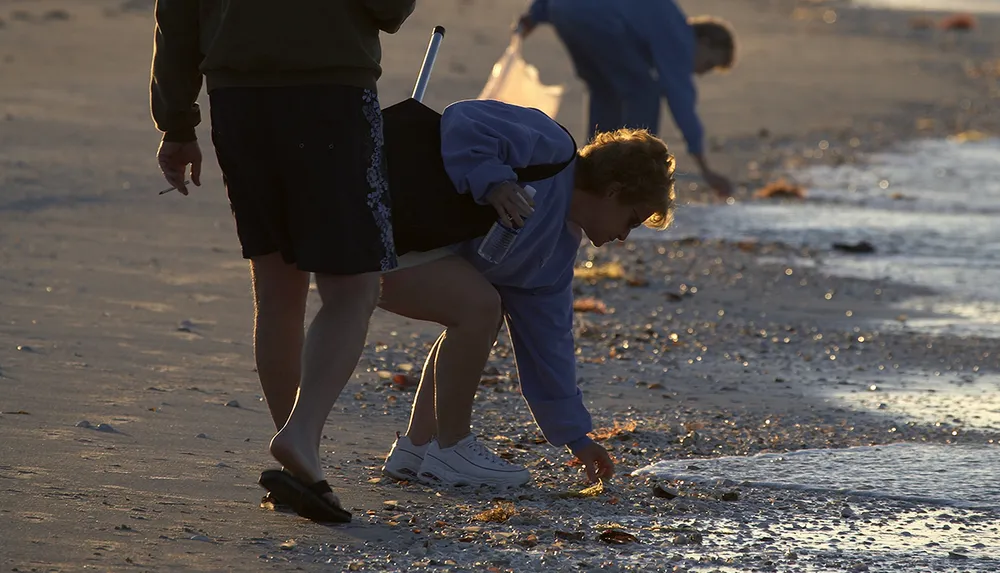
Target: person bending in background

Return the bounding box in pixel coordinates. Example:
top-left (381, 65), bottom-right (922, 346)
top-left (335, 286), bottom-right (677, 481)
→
top-left (518, 0), bottom-right (737, 197)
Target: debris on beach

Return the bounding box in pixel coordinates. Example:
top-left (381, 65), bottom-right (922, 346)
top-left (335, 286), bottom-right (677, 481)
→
top-left (590, 420), bottom-right (638, 442)
top-left (965, 59), bottom-right (1000, 80)
top-left (572, 297), bottom-right (608, 314)
top-left (73, 420), bottom-right (117, 433)
top-left (472, 501), bottom-right (517, 523)
top-left (626, 275), bottom-right (649, 287)
top-left (555, 480), bottom-right (605, 499)
top-left (574, 261), bottom-right (625, 281)
top-left (949, 130), bottom-right (989, 143)
top-left (753, 179), bottom-right (806, 200)
top-left (575, 257), bottom-right (651, 290)
top-left (42, 9), bottom-right (71, 21)
top-left (392, 373), bottom-right (419, 389)
top-left (598, 528), bottom-right (638, 545)
top-left (652, 483), bottom-right (679, 499)
top-left (832, 241), bottom-right (876, 254)
top-left (939, 13), bottom-right (976, 31)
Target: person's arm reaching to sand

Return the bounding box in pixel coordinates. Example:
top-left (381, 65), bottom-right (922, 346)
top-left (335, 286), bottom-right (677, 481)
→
top-left (497, 261), bottom-right (615, 483)
top-left (636, 1), bottom-right (732, 197)
top-left (362, 0), bottom-right (417, 33)
top-left (150, 0), bottom-right (202, 195)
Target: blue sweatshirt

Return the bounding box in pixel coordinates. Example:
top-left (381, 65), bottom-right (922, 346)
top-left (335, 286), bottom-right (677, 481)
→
top-left (439, 99), bottom-right (595, 454)
top-left (529, 0), bottom-right (704, 156)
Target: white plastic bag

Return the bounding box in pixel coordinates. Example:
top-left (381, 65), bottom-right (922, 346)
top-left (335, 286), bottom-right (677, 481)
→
top-left (477, 35), bottom-right (564, 120)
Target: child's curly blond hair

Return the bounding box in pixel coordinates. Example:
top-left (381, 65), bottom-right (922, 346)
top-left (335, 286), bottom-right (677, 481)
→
top-left (575, 128), bottom-right (676, 231)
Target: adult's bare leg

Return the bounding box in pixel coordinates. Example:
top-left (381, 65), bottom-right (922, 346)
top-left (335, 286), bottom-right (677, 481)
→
top-left (249, 252), bottom-right (310, 430)
top-left (269, 271), bottom-right (381, 504)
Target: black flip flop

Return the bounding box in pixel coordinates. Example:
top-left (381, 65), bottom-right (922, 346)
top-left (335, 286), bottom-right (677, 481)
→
top-left (258, 469), bottom-right (352, 524)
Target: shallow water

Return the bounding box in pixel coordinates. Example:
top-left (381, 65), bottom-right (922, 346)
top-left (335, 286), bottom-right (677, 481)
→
top-left (828, 372), bottom-right (1000, 432)
top-left (631, 444), bottom-right (1000, 569)
top-left (850, 0), bottom-right (1000, 14)
top-left (632, 137), bottom-right (1000, 570)
top-left (635, 443), bottom-right (1000, 509)
top-left (654, 137), bottom-right (1000, 338)
top-left (616, 444), bottom-right (1000, 571)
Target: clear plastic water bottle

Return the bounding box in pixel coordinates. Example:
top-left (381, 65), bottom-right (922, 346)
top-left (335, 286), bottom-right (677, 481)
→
top-left (477, 184), bottom-right (537, 264)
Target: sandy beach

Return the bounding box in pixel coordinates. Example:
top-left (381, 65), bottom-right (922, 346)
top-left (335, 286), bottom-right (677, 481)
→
top-left (2, 0), bottom-right (1000, 571)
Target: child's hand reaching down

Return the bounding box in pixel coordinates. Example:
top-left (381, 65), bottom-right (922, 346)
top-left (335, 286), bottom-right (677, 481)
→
top-left (575, 442), bottom-right (615, 483)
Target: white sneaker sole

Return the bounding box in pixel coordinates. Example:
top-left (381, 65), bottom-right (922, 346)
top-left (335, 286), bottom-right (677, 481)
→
top-left (381, 450), bottom-right (425, 482)
top-left (418, 455), bottom-right (531, 489)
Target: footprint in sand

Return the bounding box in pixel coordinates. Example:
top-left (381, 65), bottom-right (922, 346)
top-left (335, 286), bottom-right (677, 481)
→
top-left (105, 0), bottom-right (153, 17)
top-left (5, 10), bottom-right (71, 24)
top-left (119, 0), bottom-right (154, 13)
top-left (42, 9), bottom-right (70, 21)
top-left (76, 420), bottom-right (119, 433)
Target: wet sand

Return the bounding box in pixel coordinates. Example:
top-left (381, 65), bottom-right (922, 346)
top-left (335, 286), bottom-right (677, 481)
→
top-left (2, 0), bottom-right (1000, 570)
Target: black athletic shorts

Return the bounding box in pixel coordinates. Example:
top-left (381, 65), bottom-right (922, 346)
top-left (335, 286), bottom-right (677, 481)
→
top-left (209, 84), bottom-right (397, 275)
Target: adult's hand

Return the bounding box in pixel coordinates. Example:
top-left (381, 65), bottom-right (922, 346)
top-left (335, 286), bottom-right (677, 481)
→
top-left (702, 170), bottom-right (733, 199)
top-left (515, 14), bottom-right (536, 37)
top-left (157, 140), bottom-right (202, 196)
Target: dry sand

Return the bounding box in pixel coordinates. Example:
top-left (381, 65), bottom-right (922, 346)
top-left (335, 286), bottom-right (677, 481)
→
top-left (2, 0), bottom-right (1000, 571)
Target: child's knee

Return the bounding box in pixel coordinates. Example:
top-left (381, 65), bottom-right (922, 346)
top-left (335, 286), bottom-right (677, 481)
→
top-left (459, 287), bottom-right (502, 332)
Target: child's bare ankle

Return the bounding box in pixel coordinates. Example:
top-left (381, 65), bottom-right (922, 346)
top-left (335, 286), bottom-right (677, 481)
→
top-left (404, 433), bottom-right (433, 447)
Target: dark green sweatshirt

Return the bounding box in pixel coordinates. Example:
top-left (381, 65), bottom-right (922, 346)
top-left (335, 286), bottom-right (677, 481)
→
top-left (150, 0), bottom-right (416, 142)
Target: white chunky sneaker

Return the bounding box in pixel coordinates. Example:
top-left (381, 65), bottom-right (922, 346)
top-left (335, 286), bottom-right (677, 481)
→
top-left (381, 433), bottom-right (429, 481)
top-left (418, 434), bottom-right (531, 488)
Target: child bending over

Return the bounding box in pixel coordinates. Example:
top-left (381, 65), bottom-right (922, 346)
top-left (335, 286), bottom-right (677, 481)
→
top-left (376, 99), bottom-right (676, 487)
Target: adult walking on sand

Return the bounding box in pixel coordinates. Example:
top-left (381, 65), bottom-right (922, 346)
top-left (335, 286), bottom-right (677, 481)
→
top-left (518, 0), bottom-right (737, 197)
top-left (150, 0), bottom-right (416, 523)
